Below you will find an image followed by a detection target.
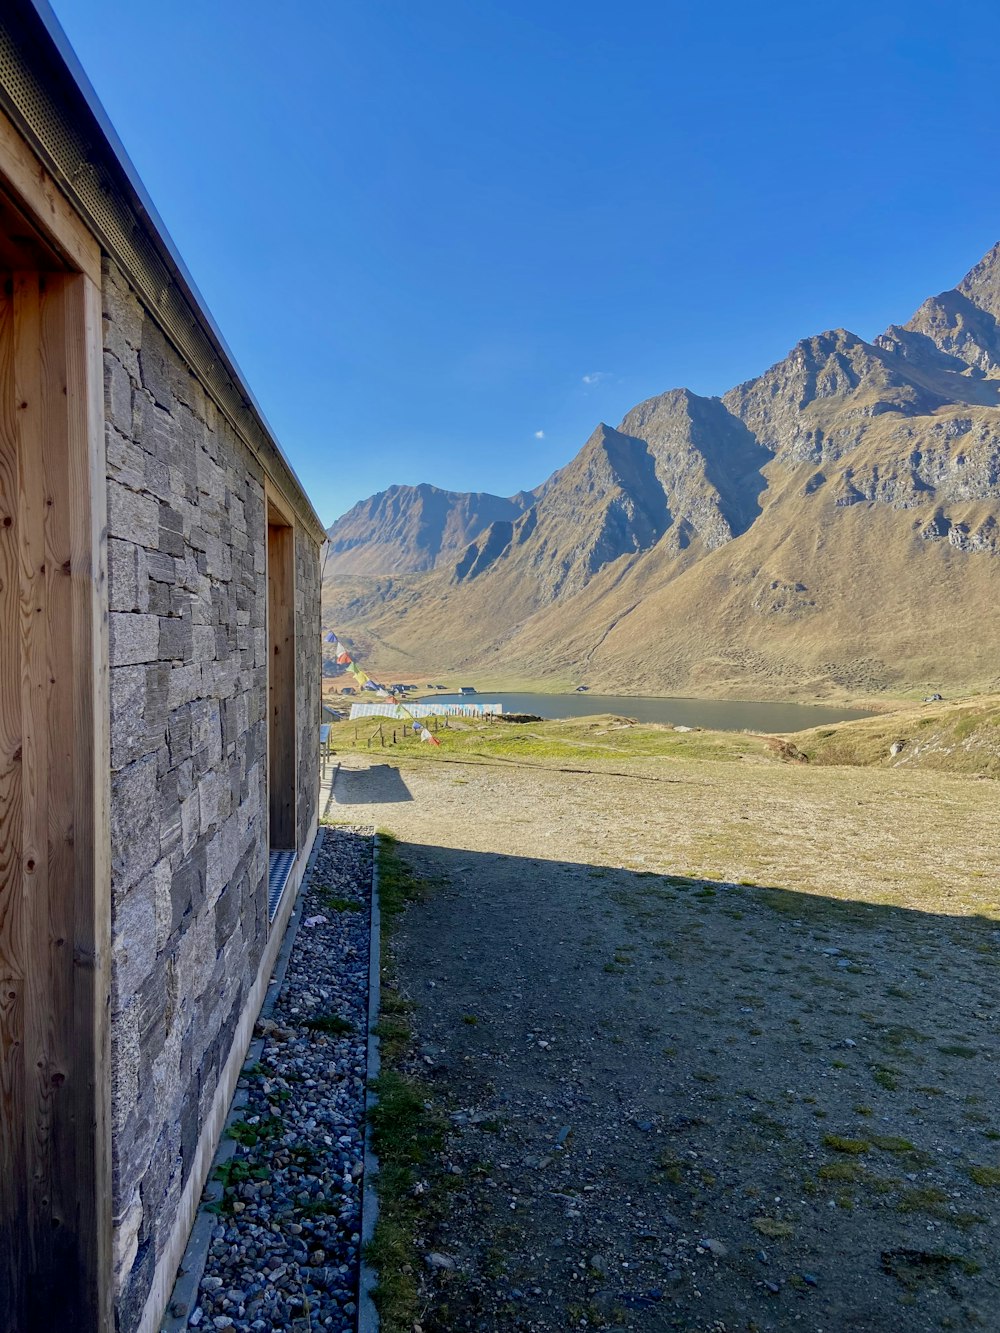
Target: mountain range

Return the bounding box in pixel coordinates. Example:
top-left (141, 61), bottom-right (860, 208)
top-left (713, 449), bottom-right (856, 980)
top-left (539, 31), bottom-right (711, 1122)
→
top-left (322, 243), bottom-right (1000, 701)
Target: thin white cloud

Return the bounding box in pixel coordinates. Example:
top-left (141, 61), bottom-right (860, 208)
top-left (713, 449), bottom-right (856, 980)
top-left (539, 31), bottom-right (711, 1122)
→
top-left (534, 429), bottom-right (545, 439)
top-left (582, 371), bottom-right (609, 386)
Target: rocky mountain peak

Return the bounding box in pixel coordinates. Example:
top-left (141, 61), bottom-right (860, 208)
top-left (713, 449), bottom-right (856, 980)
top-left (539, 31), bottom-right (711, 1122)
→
top-left (957, 240), bottom-right (1000, 322)
top-left (325, 482), bottom-right (528, 575)
top-left (878, 289), bottom-right (1000, 376)
top-left (721, 329), bottom-right (901, 464)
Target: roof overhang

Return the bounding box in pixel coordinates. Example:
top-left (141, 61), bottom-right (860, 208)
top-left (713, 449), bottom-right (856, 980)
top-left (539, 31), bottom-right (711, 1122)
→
top-left (0, 0), bottom-right (327, 543)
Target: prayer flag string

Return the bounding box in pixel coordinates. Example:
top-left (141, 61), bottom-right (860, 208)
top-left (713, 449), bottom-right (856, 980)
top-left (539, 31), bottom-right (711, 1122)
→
top-left (325, 631), bottom-right (441, 745)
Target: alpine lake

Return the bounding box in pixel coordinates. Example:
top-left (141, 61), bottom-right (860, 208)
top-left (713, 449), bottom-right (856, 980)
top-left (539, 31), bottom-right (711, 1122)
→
top-left (423, 691), bottom-right (871, 733)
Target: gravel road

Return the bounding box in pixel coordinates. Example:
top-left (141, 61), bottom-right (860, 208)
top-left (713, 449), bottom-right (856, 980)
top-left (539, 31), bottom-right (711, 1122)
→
top-left (333, 755), bottom-right (1000, 1333)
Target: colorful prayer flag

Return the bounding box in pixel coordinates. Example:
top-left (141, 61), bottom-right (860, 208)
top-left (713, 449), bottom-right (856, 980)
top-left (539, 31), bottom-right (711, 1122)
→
top-left (328, 624), bottom-right (440, 742)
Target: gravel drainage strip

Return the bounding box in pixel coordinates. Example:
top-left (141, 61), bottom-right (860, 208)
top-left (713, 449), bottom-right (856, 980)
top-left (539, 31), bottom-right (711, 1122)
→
top-left (163, 824), bottom-right (375, 1333)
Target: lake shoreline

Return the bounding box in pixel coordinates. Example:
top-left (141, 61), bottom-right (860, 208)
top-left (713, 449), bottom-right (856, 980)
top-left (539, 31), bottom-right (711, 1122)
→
top-left (400, 674), bottom-right (932, 713)
top-left (407, 689), bottom-right (874, 733)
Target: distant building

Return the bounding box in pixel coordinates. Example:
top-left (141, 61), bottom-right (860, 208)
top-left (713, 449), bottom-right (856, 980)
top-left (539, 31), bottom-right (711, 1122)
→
top-left (460, 685), bottom-right (477, 695)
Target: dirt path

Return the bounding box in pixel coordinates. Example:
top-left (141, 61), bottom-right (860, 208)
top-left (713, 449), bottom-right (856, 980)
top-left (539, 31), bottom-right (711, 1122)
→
top-left (331, 756), bottom-right (1000, 1332)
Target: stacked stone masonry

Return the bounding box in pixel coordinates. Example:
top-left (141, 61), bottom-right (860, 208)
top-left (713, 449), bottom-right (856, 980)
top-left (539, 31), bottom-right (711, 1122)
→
top-left (102, 259), bottom-right (320, 1332)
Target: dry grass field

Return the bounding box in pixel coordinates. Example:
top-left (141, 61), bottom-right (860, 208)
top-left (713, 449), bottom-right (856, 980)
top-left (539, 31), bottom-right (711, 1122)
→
top-left (328, 705), bottom-right (1000, 1331)
top-left (325, 697), bottom-right (1000, 915)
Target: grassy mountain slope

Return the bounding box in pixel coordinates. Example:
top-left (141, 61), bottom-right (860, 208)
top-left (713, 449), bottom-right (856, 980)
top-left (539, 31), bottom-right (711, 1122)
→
top-left (323, 245), bottom-right (1000, 701)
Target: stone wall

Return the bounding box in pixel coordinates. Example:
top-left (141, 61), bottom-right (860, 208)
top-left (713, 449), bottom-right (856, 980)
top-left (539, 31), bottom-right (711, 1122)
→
top-left (101, 259), bottom-right (320, 1332)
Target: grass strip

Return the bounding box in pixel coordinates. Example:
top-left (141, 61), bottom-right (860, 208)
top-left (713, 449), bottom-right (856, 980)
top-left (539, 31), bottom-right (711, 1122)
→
top-left (364, 831), bottom-right (445, 1332)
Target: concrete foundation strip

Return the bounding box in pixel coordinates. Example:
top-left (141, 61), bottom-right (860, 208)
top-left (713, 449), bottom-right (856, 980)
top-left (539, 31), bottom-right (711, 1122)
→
top-left (358, 832), bottom-right (383, 1333)
top-left (160, 827), bottom-right (326, 1332)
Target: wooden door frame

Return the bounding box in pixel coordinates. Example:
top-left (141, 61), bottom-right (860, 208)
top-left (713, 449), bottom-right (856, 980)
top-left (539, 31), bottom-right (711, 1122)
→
top-left (0, 109), bottom-right (111, 1332)
top-left (265, 481), bottom-right (297, 860)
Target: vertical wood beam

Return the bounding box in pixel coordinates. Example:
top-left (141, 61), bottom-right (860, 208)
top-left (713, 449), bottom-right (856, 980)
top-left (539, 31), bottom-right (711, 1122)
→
top-left (267, 519), bottom-right (296, 850)
top-left (65, 271), bottom-right (112, 1333)
top-left (0, 267), bottom-right (109, 1333)
top-left (15, 268), bottom-right (60, 1316)
top-left (0, 271), bottom-right (26, 1333)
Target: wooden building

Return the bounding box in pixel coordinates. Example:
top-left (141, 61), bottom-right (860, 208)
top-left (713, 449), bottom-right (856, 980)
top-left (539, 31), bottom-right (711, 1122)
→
top-left (0, 4), bottom-right (326, 1330)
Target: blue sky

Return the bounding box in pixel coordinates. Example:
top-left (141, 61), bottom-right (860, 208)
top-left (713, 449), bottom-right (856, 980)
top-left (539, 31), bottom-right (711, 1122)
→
top-left (51, 0), bottom-right (1000, 525)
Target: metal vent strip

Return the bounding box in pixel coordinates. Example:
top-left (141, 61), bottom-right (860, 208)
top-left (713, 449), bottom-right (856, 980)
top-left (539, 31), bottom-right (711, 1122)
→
top-left (0, 2), bottom-right (326, 543)
top-left (268, 849), bottom-right (296, 923)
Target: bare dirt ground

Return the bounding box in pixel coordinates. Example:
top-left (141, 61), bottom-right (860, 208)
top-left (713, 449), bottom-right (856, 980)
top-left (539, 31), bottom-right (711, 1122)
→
top-left (329, 752), bottom-right (1000, 1333)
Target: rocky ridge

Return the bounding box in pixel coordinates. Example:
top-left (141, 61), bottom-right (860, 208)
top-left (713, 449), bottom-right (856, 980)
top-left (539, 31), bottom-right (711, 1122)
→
top-left (323, 243), bottom-right (1000, 699)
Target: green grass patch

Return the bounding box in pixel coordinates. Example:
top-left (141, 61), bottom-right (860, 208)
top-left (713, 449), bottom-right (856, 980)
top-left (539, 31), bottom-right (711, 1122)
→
top-left (368, 1069), bottom-right (444, 1173)
top-left (752, 1217), bottom-right (794, 1238)
top-left (373, 1013), bottom-right (411, 1065)
top-left (873, 1065), bottom-right (900, 1091)
top-left (321, 893), bottom-right (364, 912)
top-left (967, 1164), bottom-right (1000, 1188)
top-left (365, 1072), bottom-right (447, 1331)
top-left (800, 697), bottom-right (1000, 779)
top-left (869, 1135), bottom-right (921, 1156)
top-left (823, 1134), bottom-right (870, 1155)
top-left (324, 712), bottom-right (765, 770)
top-left (818, 1160), bottom-right (862, 1182)
top-left (654, 1149), bottom-right (684, 1184)
top-left (377, 831), bottom-right (433, 926)
top-left (366, 833), bottom-right (449, 1331)
top-left (881, 1248), bottom-right (981, 1290)
top-left (896, 1185), bottom-right (948, 1212)
top-left (304, 1012), bottom-right (355, 1036)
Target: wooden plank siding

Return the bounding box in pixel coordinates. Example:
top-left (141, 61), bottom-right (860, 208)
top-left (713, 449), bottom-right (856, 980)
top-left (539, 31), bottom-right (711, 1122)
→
top-left (0, 264), bottom-right (27, 1333)
top-left (0, 266), bottom-right (110, 1330)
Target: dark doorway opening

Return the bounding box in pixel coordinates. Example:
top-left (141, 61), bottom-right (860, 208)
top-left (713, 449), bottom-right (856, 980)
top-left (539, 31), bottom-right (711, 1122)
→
top-left (266, 500), bottom-right (296, 921)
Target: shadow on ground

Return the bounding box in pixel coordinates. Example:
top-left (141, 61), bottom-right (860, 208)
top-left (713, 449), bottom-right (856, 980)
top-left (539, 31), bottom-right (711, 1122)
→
top-left (330, 764), bottom-right (414, 805)
top-left (372, 835), bottom-right (1000, 1333)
